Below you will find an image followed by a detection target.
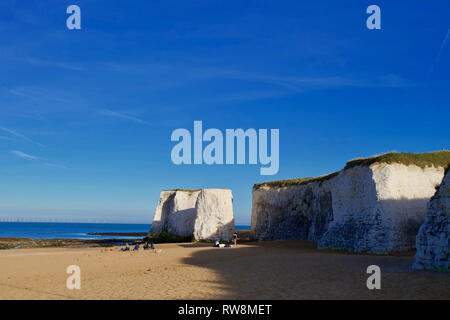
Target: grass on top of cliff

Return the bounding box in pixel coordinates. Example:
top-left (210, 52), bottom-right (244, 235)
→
top-left (170, 188), bottom-right (202, 192)
top-left (254, 151), bottom-right (450, 190)
top-left (345, 150), bottom-right (450, 170)
top-left (163, 188), bottom-right (230, 193)
top-left (253, 171), bottom-right (340, 189)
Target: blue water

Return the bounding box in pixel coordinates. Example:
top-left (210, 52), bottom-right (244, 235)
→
top-left (235, 225), bottom-right (251, 230)
top-left (0, 222), bottom-right (251, 240)
top-left (0, 222), bottom-right (151, 240)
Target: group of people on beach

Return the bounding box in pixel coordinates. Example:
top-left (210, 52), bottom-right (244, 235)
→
top-left (120, 232), bottom-right (239, 251)
top-left (213, 232), bottom-right (239, 248)
top-left (121, 241), bottom-right (157, 252)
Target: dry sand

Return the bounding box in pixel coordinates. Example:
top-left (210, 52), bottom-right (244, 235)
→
top-left (0, 240), bottom-right (448, 300)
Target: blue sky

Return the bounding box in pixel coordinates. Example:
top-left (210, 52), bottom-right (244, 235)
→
top-left (0, 0), bottom-right (449, 224)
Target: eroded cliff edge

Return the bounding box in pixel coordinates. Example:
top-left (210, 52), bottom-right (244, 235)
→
top-left (413, 169), bottom-right (450, 271)
top-left (251, 151), bottom-right (450, 254)
top-left (149, 189), bottom-right (235, 241)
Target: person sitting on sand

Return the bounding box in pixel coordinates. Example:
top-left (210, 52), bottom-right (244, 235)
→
top-left (143, 242), bottom-right (149, 250)
top-left (133, 244), bottom-right (140, 251)
top-left (150, 242), bottom-right (155, 250)
top-left (214, 240), bottom-right (220, 247)
top-left (122, 243), bottom-right (130, 252)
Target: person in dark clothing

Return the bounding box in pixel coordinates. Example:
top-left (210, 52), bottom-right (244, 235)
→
top-left (232, 232), bottom-right (238, 246)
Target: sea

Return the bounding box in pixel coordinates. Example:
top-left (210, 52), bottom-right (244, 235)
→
top-left (0, 222), bottom-right (251, 240)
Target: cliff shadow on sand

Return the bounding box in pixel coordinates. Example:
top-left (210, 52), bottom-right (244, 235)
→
top-left (179, 240), bottom-right (450, 299)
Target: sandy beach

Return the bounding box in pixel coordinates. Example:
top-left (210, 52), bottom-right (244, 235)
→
top-left (0, 240), bottom-right (449, 300)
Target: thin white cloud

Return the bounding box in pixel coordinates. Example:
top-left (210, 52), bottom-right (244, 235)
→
top-left (24, 57), bottom-right (82, 71)
top-left (11, 150), bottom-right (38, 160)
top-left (0, 135), bottom-right (15, 141)
top-left (10, 150), bottom-right (66, 169)
top-left (0, 126), bottom-right (44, 147)
top-left (7, 87), bottom-right (71, 104)
top-left (8, 89), bottom-right (29, 97)
top-left (44, 162), bottom-right (67, 169)
top-left (221, 71), bottom-right (412, 90)
top-left (99, 109), bottom-right (152, 125)
top-left (430, 28), bottom-right (450, 73)
top-left (436, 28), bottom-right (450, 62)
top-left (106, 61), bottom-right (412, 93)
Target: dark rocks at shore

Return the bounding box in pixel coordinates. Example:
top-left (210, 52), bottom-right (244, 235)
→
top-left (0, 229), bottom-right (252, 250)
top-left (0, 237), bottom-right (145, 250)
top-left (87, 232), bottom-right (148, 236)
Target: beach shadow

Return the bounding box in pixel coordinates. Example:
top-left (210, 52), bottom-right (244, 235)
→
top-left (179, 239), bottom-right (450, 299)
top-left (179, 240), bottom-right (357, 299)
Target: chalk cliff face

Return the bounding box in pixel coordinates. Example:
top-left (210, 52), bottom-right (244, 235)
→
top-left (252, 163), bottom-right (445, 253)
top-left (414, 171), bottom-right (450, 271)
top-left (251, 179), bottom-right (333, 241)
top-left (149, 189), bottom-right (234, 241)
top-left (319, 163), bottom-right (444, 253)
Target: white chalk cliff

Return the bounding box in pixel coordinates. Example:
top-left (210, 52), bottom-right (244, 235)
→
top-left (149, 189), bottom-right (235, 241)
top-left (252, 153), bottom-right (447, 254)
top-left (251, 176), bottom-right (335, 242)
top-left (414, 170), bottom-right (450, 271)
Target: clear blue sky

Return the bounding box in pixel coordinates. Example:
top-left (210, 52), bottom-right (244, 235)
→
top-left (0, 0), bottom-right (449, 224)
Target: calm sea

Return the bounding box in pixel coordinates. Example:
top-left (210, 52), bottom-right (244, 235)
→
top-left (0, 222), bottom-right (251, 240)
top-left (0, 222), bottom-right (151, 240)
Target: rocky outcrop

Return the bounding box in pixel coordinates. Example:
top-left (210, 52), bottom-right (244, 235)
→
top-left (252, 152), bottom-right (449, 254)
top-left (413, 171), bottom-right (450, 271)
top-left (149, 189), bottom-right (235, 241)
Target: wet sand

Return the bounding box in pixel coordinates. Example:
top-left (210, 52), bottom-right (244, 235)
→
top-left (0, 240), bottom-right (448, 300)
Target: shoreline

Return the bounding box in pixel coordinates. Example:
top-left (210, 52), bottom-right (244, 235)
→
top-left (0, 237), bottom-right (145, 250)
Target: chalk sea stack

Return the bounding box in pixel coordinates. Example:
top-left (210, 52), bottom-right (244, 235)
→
top-left (413, 169), bottom-right (450, 271)
top-left (251, 151), bottom-right (450, 254)
top-left (149, 189), bottom-right (235, 241)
